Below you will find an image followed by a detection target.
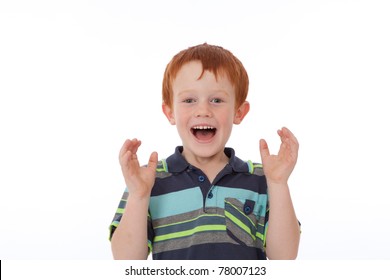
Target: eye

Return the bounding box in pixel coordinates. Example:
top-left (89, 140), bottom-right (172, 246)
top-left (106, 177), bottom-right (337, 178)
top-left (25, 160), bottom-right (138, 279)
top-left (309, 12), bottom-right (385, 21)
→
top-left (183, 98), bottom-right (196, 103)
top-left (210, 98), bottom-right (223, 103)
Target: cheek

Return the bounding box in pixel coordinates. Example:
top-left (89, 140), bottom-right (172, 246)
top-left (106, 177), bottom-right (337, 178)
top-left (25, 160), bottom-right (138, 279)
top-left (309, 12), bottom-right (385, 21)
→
top-left (173, 108), bottom-right (189, 126)
top-left (217, 114), bottom-right (235, 134)
top-left (221, 110), bottom-right (236, 124)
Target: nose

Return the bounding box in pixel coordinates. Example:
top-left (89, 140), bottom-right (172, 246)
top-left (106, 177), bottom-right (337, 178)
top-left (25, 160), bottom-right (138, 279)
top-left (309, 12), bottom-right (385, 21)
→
top-left (195, 101), bottom-right (212, 118)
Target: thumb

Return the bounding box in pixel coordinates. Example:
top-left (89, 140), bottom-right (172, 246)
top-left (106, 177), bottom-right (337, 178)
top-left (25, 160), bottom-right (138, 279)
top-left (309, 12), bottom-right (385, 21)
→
top-left (259, 139), bottom-right (270, 163)
top-left (147, 151), bottom-right (158, 171)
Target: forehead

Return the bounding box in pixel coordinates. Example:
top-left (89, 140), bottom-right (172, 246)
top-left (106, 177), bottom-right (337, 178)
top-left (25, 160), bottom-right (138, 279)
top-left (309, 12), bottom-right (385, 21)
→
top-left (172, 61), bottom-right (234, 92)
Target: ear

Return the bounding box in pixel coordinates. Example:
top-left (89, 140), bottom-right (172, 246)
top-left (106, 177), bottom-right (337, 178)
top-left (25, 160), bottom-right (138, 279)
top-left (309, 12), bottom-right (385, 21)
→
top-left (233, 101), bottom-right (250, 124)
top-left (162, 102), bottom-right (176, 125)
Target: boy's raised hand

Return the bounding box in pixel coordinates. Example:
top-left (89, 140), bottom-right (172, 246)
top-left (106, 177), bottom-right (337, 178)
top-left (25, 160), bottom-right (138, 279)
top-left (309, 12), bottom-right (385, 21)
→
top-left (259, 127), bottom-right (299, 186)
top-left (119, 139), bottom-right (158, 198)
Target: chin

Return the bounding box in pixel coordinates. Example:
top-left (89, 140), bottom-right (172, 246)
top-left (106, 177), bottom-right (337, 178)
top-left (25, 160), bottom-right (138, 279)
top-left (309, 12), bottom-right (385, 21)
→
top-left (186, 143), bottom-right (225, 158)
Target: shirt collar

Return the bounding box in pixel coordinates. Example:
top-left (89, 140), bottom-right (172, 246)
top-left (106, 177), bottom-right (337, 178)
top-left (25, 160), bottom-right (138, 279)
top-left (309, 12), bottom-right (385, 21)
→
top-left (165, 146), bottom-right (249, 174)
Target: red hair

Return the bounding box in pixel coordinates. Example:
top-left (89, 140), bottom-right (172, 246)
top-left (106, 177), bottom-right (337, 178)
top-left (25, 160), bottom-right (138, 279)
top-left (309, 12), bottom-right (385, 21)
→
top-left (162, 43), bottom-right (249, 109)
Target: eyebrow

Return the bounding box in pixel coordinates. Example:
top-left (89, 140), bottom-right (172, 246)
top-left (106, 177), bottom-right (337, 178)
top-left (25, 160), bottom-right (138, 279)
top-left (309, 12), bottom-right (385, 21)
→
top-left (177, 89), bottom-right (230, 97)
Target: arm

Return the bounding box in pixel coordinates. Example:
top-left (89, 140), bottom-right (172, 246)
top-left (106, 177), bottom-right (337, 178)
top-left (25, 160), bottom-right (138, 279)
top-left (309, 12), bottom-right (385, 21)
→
top-left (260, 127), bottom-right (300, 259)
top-left (111, 139), bottom-right (158, 260)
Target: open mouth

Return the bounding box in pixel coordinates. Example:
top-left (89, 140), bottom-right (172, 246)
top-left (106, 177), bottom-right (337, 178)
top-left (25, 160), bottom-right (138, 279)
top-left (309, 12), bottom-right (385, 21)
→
top-left (191, 126), bottom-right (217, 141)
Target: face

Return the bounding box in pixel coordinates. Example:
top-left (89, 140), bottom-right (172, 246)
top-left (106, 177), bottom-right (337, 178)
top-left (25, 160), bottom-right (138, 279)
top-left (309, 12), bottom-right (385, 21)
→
top-left (163, 61), bottom-right (249, 163)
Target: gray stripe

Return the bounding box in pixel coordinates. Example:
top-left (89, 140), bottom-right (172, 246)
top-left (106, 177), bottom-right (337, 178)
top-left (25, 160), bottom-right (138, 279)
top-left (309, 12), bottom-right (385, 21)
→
top-left (225, 197), bottom-right (259, 224)
top-left (225, 203), bottom-right (257, 235)
top-left (121, 192), bottom-right (129, 200)
top-left (152, 232), bottom-right (240, 254)
top-left (226, 220), bottom-right (264, 249)
top-left (226, 218), bottom-right (257, 246)
top-left (155, 171), bottom-right (172, 179)
top-left (154, 215), bottom-right (225, 236)
top-left (224, 198), bottom-right (264, 249)
top-left (111, 213), bottom-right (122, 224)
top-left (153, 208), bottom-right (225, 228)
top-left (253, 166), bottom-right (265, 176)
top-left (118, 200), bottom-right (127, 209)
top-left (257, 216), bottom-right (266, 234)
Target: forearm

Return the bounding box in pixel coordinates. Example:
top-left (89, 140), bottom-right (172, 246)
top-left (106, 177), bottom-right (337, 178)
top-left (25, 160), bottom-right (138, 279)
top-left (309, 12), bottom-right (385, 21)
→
top-left (265, 183), bottom-right (300, 260)
top-left (111, 195), bottom-right (150, 260)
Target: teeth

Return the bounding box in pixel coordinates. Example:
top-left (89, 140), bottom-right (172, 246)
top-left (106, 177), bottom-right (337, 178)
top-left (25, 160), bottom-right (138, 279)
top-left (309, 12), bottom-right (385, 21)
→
top-left (193, 126), bottom-right (215, 130)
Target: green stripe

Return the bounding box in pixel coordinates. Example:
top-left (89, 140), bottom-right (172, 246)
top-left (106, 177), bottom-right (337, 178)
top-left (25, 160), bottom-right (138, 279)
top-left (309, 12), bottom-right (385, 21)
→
top-left (162, 159), bottom-right (168, 172)
top-left (225, 211), bottom-right (256, 241)
top-left (225, 201), bottom-right (257, 228)
top-left (255, 231), bottom-right (264, 241)
top-left (258, 222), bottom-right (264, 227)
top-left (154, 213), bottom-right (224, 229)
top-left (262, 222), bottom-right (268, 247)
top-left (247, 160), bottom-right (254, 174)
top-left (108, 222), bottom-right (120, 241)
top-left (110, 221), bottom-right (119, 227)
top-left (156, 159), bottom-right (168, 172)
top-left (116, 208), bottom-right (125, 214)
top-left (154, 224), bottom-right (226, 242)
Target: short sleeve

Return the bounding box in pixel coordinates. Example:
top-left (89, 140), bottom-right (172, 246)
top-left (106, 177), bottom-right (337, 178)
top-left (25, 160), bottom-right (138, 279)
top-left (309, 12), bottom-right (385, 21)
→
top-left (263, 204), bottom-right (270, 249)
top-left (108, 189), bottom-right (129, 241)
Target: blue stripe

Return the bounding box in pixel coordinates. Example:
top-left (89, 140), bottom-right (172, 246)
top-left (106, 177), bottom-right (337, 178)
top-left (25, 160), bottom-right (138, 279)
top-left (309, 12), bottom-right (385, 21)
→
top-left (149, 186), bottom-right (267, 219)
top-left (149, 187), bottom-right (203, 219)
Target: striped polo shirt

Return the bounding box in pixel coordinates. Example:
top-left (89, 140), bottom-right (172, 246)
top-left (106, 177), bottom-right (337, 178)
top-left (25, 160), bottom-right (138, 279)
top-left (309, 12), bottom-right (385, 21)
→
top-left (109, 146), bottom-right (269, 259)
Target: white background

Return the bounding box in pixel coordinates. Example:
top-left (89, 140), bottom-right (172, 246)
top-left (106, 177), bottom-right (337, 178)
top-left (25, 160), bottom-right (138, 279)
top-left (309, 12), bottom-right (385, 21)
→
top-left (1, 0), bottom-right (389, 260)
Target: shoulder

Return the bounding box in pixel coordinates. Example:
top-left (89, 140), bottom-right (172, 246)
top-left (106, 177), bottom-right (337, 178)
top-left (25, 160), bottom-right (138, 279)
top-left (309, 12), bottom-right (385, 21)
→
top-left (246, 160), bottom-right (265, 177)
top-left (155, 159), bottom-right (172, 179)
top-left (227, 148), bottom-right (265, 177)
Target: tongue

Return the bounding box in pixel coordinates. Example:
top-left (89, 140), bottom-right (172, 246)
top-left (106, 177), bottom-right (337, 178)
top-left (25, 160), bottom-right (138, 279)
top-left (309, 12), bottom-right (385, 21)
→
top-left (194, 129), bottom-right (215, 141)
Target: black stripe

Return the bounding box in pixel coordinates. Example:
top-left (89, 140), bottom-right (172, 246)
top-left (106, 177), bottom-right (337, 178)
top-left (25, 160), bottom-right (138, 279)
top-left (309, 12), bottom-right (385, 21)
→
top-left (153, 243), bottom-right (266, 260)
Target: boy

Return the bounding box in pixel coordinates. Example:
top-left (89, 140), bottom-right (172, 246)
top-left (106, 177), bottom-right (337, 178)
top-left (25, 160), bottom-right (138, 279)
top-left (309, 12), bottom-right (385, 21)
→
top-left (109, 43), bottom-right (300, 260)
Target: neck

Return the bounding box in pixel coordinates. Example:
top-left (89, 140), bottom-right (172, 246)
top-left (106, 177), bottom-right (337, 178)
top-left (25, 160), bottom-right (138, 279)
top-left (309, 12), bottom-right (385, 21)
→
top-left (182, 149), bottom-right (229, 183)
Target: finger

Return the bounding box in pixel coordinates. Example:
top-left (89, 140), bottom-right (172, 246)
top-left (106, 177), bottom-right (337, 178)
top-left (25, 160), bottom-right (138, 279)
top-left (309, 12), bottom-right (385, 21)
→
top-left (278, 127), bottom-right (290, 141)
top-left (119, 139), bottom-right (141, 167)
top-left (259, 139), bottom-right (270, 163)
top-left (119, 140), bottom-right (133, 168)
top-left (147, 151), bottom-right (158, 171)
top-left (278, 136), bottom-right (299, 165)
top-left (278, 138), bottom-right (290, 159)
top-left (119, 138), bottom-right (140, 157)
top-left (285, 127), bottom-right (299, 148)
top-left (129, 139), bottom-right (141, 154)
top-left (119, 139), bottom-right (131, 159)
top-left (278, 127), bottom-right (296, 146)
top-left (127, 140), bottom-right (142, 168)
top-left (119, 150), bottom-right (131, 169)
top-left (280, 127), bottom-right (296, 141)
top-left (281, 127), bottom-right (299, 156)
top-left (279, 129), bottom-right (297, 158)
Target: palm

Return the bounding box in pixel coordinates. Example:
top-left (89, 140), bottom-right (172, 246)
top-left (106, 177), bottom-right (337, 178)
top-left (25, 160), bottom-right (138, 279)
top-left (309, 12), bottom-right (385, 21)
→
top-left (260, 127), bottom-right (299, 185)
top-left (119, 139), bottom-right (158, 197)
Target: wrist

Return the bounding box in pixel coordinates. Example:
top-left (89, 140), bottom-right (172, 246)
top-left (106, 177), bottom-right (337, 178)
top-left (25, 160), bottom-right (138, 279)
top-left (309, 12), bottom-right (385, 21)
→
top-left (127, 189), bottom-right (151, 201)
top-left (266, 180), bottom-right (288, 189)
